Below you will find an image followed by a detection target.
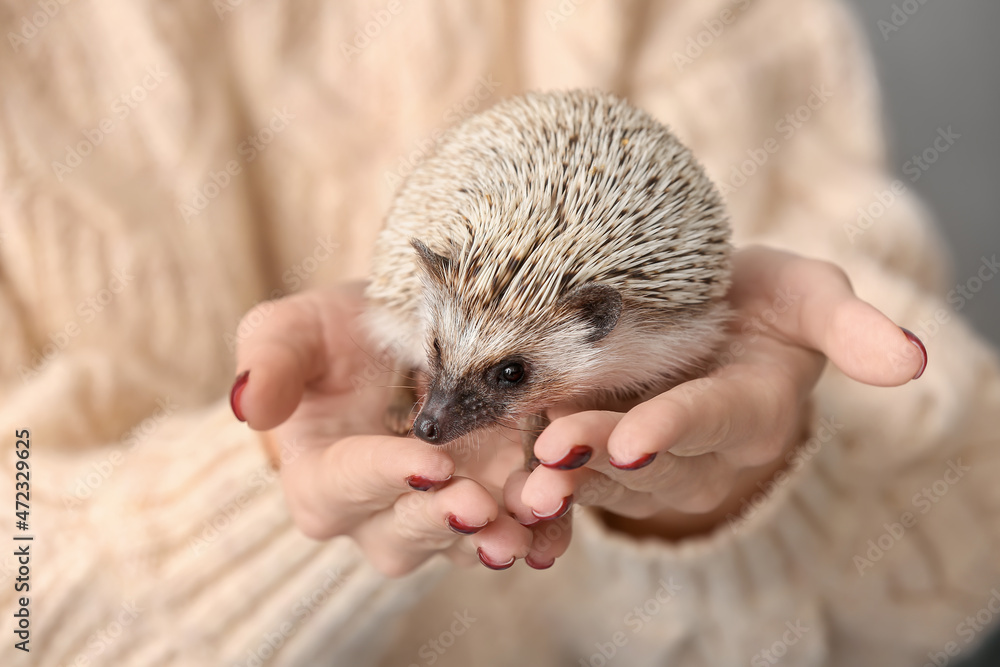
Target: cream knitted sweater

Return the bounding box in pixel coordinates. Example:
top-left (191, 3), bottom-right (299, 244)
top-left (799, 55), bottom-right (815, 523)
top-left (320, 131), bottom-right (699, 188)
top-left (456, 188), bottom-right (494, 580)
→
top-left (1, 0), bottom-right (999, 665)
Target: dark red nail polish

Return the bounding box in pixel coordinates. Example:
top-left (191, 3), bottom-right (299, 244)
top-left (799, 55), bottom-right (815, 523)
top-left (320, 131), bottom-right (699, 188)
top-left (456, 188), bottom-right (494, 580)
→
top-left (230, 370), bottom-right (249, 422)
top-left (900, 328), bottom-right (928, 379)
top-left (525, 555), bottom-right (555, 570)
top-left (532, 495), bottom-right (573, 521)
top-left (477, 548), bottom-right (515, 570)
top-left (447, 514), bottom-right (486, 535)
top-left (541, 445), bottom-right (593, 471)
top-left (609, 452), bottom-right (657, 471)
top-left (406, 475), bottom-right (451, 492)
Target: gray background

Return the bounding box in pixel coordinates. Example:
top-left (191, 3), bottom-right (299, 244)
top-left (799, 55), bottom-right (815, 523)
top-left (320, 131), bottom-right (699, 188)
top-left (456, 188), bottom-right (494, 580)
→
top-left (847, 13), bottom-right (999, 667)
top-left (844, 0), bottom-right (999, 347)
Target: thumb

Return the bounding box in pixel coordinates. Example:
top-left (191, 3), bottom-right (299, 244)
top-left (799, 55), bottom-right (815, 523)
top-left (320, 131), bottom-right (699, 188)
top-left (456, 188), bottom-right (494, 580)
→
top-left (732, 247), bottom-right (927, 387)
top-left (818, 297), bottom-right (927, 386)
top-left (231, 293), bottom-right (330, 430)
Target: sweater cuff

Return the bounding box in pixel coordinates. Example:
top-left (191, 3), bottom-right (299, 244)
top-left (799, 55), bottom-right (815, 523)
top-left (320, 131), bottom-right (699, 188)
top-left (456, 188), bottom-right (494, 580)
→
top-left (0, 403), bottom-right (449, 666)
top-left (574, 407), bottom-right (840, 559)
top-left (567, 409), bottom-right (842, 663)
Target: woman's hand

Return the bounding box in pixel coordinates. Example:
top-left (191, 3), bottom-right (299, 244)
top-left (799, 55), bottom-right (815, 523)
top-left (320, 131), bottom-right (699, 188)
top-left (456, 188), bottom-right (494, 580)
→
top-left (511, 246), bottom-right (928, 540)
top-left (231, 283), bottom-right (569, 576)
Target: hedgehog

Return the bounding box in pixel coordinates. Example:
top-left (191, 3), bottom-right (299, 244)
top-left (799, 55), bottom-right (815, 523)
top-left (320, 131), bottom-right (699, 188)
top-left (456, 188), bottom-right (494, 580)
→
top-left (365, 89), bottom-right (731, 468)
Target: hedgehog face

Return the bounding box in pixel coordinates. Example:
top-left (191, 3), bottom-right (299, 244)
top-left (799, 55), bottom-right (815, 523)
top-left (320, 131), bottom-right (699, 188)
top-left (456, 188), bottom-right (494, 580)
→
top-left (409, 239), bottom-right (623, 445)
top-left (411, 337), bottom-right (536, 444)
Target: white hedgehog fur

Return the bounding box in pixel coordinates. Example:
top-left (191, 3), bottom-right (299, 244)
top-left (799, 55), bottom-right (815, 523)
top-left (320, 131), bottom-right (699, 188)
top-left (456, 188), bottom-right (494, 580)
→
top-left (366, 89), bottom-right (731, 436)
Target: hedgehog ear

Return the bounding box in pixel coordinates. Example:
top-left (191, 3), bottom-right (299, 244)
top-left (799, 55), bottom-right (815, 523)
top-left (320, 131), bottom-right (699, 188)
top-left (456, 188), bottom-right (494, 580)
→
top-left (410, 239), bottom-right (451, 284)
top-left (560, 283), bottom-right (622, 343)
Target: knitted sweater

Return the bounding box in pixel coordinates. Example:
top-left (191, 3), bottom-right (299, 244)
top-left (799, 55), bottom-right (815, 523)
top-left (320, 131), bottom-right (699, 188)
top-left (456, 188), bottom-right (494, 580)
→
top-left (1, 0), bottom-right (998, 665)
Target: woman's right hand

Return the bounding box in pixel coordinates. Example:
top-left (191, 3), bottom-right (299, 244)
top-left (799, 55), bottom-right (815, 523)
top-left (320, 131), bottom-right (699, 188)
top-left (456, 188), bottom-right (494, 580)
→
top-left (230, 283), bottom-right (570, 576)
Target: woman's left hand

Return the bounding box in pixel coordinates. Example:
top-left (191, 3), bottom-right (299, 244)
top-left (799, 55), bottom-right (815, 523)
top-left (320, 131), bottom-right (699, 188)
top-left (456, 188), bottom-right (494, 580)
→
top-left (505, 246), bottom-right (928, 557)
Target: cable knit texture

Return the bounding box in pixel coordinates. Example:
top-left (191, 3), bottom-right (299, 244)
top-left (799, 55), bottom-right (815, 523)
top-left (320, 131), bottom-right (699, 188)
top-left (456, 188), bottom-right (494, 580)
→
top-left (0, 0), bottom-right (998, 665)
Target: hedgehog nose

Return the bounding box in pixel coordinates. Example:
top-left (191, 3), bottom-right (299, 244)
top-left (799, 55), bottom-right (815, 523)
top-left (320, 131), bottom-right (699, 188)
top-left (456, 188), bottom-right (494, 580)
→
top-left (414, 415), bottom-right (440, 443)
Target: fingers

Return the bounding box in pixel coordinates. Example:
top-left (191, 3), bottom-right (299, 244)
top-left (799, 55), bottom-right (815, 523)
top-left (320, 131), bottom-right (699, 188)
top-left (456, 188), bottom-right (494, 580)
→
top-left (233, 295), bottom-right (326, 430)
top-left (233, 285), bottom-right (366, 431)
top-left (471, 515), bottom-right (534, 570)
top-left (819, 299), bottom-right (926, 386)
top-left (504, 467), bottom-right (586, 526)
top-left (527, 408), bottom-right (744, 514)
top-left (614, 340), bottom-right (814, 466)
top-left (351, 476), bottom-right (498, 577)
top-left (524, 410), bottom-right (650, 514)
top-left (523, 515), bottom-right (572, 569)
top-left (531, 410), bottom-right (620, 471)
top-left (286, 433), bottom-right (547, 578)
top-left (732, 246), bottom-right (925, 386)
top-left (503, 469), bottom-right (539, 527)
top-left (281, 434), bottom-right (455, 539)
top-left (523, 445), bottom-right (732, 517)
top-left (354, 480), bottom-right (545, 577)
top-left (502, 471), bottom-right (573, 568)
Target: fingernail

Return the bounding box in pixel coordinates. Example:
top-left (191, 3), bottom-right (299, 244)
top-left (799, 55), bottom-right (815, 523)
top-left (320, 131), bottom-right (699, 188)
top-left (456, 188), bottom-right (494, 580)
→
top-left (540, 445), bottom-right (592, 471)
top-left (518, 516), bottom-right (540, 528)
top-left (477, 548), bottom-right (515, 571)
top-left (406, 475), bottom-right (451, 492)
top-left (531, 495), bottom-right (573, 521)
top-left (525, 555), bottom-right (555, 570)
top-left (447, 514), bottom-right (486, 535)
top-left (900, 328), bottom-right (928, 380)
top-left (609, 452), bottom-right (657, 470)
top-left (230, 370), bottom-right (249, 422)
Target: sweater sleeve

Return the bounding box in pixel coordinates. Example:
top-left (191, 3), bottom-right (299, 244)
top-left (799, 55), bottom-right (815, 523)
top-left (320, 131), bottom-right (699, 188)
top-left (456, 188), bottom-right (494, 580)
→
top-left (507, 0), bottom-right (1000, 664)
top-left (3, 1), bottom-right (998, 666)
top-left (0, 3), bottom-right (454, 664)
top-left (0, 405), bottom-right (455, 666)
top-left (0, 0), bottom-right (269, 450)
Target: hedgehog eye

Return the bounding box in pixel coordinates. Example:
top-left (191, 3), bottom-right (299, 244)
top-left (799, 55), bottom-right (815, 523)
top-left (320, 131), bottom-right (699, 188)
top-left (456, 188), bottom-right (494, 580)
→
top-left (432, 338), bottom-right (441, 356)
top-left (498, 362), bottom-right (525, 386)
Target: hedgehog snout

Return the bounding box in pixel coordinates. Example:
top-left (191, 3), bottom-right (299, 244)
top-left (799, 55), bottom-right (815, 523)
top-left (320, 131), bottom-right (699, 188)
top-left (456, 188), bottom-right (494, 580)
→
top-left (413, 381), bottom-right (492, 445)
top-left (413, 415), bottom-right (440, 442)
